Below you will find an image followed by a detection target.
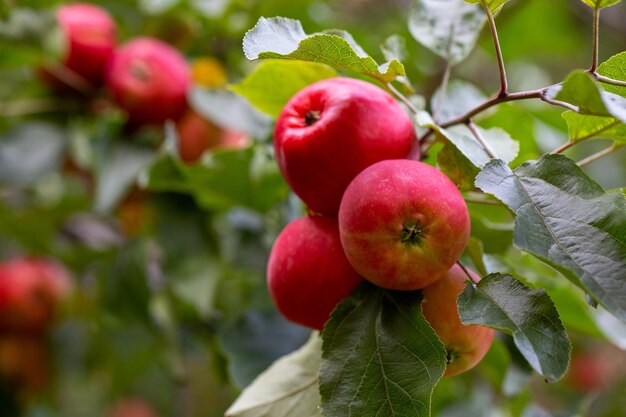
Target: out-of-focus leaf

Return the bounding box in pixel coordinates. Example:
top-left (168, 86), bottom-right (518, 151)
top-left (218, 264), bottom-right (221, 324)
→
top-left (0, 122), bottom-right (65, 185)
top-left (579, 0), bottom-right (622, 9)
top-left (94, 143), bottom-right (155, 213)
top-left (320, 283), bottom-right (446, 417)
top-left (189, 88), bottom-right (273, 139)
top-left (592, 307), bottom-right (626, 349)
top-left (475, 155), bottom-right (626, 322)
top-left (458, 273), bottom-right (571, 381)
top-left (224, 332), bottom-right (321, 417)
top-left (142, 145), bottom-right (288, 213)
top-left (229, 60), bottom-right (336, 118)
top-left (169, 257), bottom-right (221, 320)
top-left (464, 0), bottom-right (511, 13)
top-left (243, 17), bottom-right (406, 84)
top-left (408, 0), bottom-right (486, 65)
top-left (431, 79), bottom-right (488, 122)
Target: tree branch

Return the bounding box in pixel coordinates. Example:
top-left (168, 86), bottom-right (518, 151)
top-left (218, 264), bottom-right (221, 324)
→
top-left (482, 0), bottom-right (508, 96)
top-left (590, 8), bottom-right (600, 73)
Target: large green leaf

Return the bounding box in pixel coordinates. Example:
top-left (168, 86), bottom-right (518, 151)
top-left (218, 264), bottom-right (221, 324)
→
top-left (458, 273), bottom-right (571, 382)
top-left (579, 0), bottom-right (622, 9)
top-left (552, 70), bottom-right (626, 123)
top-left (408, 0), bottom-right (486, 65)
top-left (224, 332), bottom-right (323, 417)
top-left (243, 17), bottom-right (405, 84)
top-left (320, 283), bottom-right (446, 417)
top-left (464, 0), bottom-right (512, 13)
top-left (229, 60), bottom-right (336, 118)
top-left (475, 155), bottom-right (626, 322)
top-left (142, 145), bottom-right (288, 213)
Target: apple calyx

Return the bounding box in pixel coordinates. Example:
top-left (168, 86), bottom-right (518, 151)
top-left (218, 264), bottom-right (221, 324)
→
top-left (304, 110), bottom-right (321, 126)
top-left (400, 222), bottom-right (425, 246)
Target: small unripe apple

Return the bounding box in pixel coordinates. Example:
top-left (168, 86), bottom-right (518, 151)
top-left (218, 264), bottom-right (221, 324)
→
top-left (42, 3), bottom-right (117, 89)
top-left (175, 109), bottom-right (250, 163)
top-left (106, 37), bottom-right (191, 128)
top-left (0, 258), bottom-right (71, 334)
top-left (267, 216), bottom-right (364, 330)
top-left (338, 159), bottom-right (470, 290)
top-left (274, 77), bottom-right (417, 215)
top-left (421, 264), bottom-right (495, 376)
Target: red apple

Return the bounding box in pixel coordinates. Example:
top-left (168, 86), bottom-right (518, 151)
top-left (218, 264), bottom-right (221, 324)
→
top-left (175, 109), bottom-right (251, 163)
top-left (267, 216), bottom-right (364, 330)
top-left (421, 264), bottom-right (495, 376)
top-left (106, 37), bottom-right (191, 128)
top-left (338, 159), bottom-right (470, 290)
top-left (42, 3), bottom-right (117, 90)
top-left (0, 258), bottom-right (71, 334)
top-left (108, 398), bottom-right (160, 417)
top-left (274, 77), bottom-right (417, 215)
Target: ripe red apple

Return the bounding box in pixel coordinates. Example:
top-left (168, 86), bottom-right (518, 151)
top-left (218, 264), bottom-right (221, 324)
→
top-left (175, 109), bottom-right (250, 163)
top-left (41, 3), bottom-right (117, 90)
top-left (274, 77), bottom-right (417, 215)
top-left (421, 264), bottom-right (495, 376)
top-left (106, 37), bottom-right (191, 128)
top-left (338, 159), bottom-right (470, 290)
top-left (0, 258), bottom-right (71, 334)
top-left (267, 216), bottom-right (364, 330)
top-left (108, 398), bottom-right (160, 417)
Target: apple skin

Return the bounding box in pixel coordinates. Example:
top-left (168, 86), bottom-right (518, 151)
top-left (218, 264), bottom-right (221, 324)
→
top-left (175, 109), bottom-right (250, 163)
top-left (267, 216), bottom-right (364, 330)
top-left (106, 37), bottom-right (191, 128)
top-left (108, 398), bottom-right (160, 417)
top-left (0, 258), bottom-right (71, 334)
top-left (421, 264), bottom-right (495, 377)
top-left (338, 159), bottom-right (470, 291)
top-left (274, 77), bottom-right (417, 215)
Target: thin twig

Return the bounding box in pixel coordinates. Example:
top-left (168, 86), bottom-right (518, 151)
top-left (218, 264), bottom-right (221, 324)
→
top-left (433, 63), bottom-right (451, 122)
top-left (457, 261), bottom-right (479, 285)
top-left (467, 120), bottom-right (498, 159)
top-left (538, 94), bottom-right (579, 112)
top-left (386, 82), bottom-right (420, 115)
top-left (578, 144), bottom-right (621, 167)
top-left (481, 0), bottom-right (508, 96)
top-left (595, 74), bottom-right (626, 87)
top-left (551, 141), bottom-right (576, 154)
top-left (590, 8), bottom-right (600, 73)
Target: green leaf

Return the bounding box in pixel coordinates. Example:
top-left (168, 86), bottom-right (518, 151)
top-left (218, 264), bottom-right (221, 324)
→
top-left (464, 0), bottom-right (511, 13)
top-left (562, 112), bottom-right (626, 143)
top-left (224, 332), bottom-right (323, 417)
top-left (320, 283), bottom-right (446, 417)
top-left (408, 0), bottom-right (486, 65)
top-left (579, 0), bottom-right (622, 9)
top-left (458, 273), bottom-right (571, 382)
top-left (437, 140), bottom-right (479, 190)
top-left (552, 70), bottom-right (626, 123)
top-left (475, 155), bottom-right (626, 322)
top-left (142, 145), bottom-right (288, 213)
top-left (597, 51), bottom-right (626, 97)
top-left (430, 79), bottom-right (488, 122)
top-left (229, 60), bottom-right (336, 118)
top-left (243, 17), bottom-right (406, 84)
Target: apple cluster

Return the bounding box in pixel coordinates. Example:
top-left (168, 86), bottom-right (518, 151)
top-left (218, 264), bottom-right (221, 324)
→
top-left (0, 257), bottom-right (71, 394)
top-left (268, 77), bottom-right (494, 376)
top-left (43, 3), bottom-right (247, 164)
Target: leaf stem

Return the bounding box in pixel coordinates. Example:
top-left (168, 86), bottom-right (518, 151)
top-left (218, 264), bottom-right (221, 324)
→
top-left (538, 95), bottom-right (579, 112)
top-left (577, 144), bottom-right (621, 167)
top-left (467, 120), bottom-right (497, 159)
top-left (457, 261), bottom-right (479, 285)
top-left (590, 8), bottom-right (600, 73)
top-left (595, 74), bottom-right (626, 87)
top-left (386, 82), bottom-right (420, 115)
top-left (464, 197), bottom-right (501, 206)
top-left (481, 0), bottom-right (508, 96)
top-left (551, 141), bottom-right (576, 154)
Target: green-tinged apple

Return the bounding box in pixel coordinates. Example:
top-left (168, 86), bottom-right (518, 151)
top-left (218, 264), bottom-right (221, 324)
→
top-left (338, 159), bottom-right (470, 290)
top-left (0, 258), bottom-right (71, 334)
top-left (267, 216), bottom-right (364, 330)
top-left (106, 37), bottom-right (191, 128)
top-left (422, 264), bottom-right (495, 376)
top-left (274, 77), bottom-right (417, 215)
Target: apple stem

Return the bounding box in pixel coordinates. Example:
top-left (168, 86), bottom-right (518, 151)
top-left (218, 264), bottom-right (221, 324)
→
top-left (457, 261), bottom-right (478, 286)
